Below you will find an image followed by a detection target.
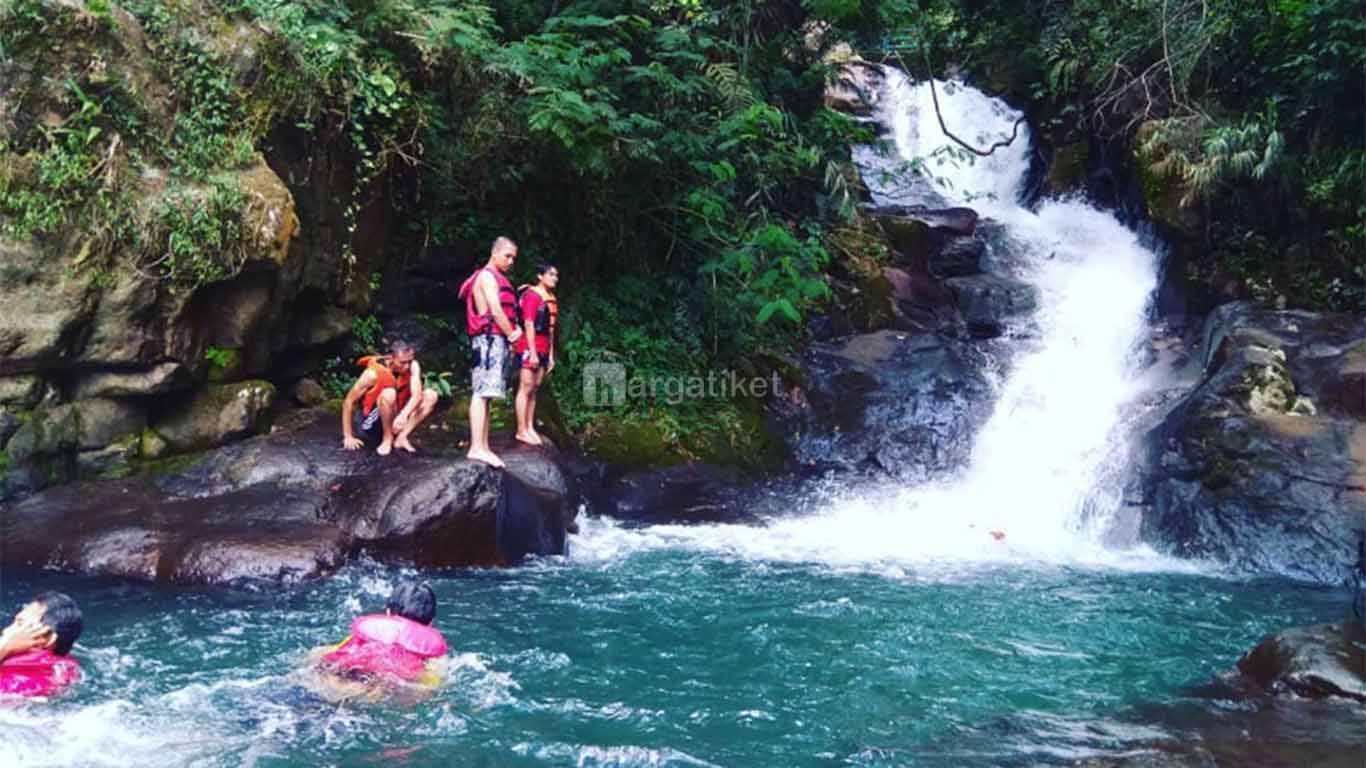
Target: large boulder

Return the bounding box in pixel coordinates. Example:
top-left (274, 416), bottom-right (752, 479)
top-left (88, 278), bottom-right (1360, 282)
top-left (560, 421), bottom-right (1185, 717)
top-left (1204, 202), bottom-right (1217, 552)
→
top-left (590, 463), bottom-right (751, 526)
top-left (2, 480), bottom-right (349, 583)
top-left (1, 411), bottom-right (575, 584)
top-left (773, 329), bottom-right (994, 481)
top-left (0, 1), bottom-right (403, 501)
top-left (1142, 303), bottom-right (1366, 583)
top-left (151, 380), bottom-right (276, 453)
top-left (945, 273), bottom-right (1039, 338)
top-left (1235, 622), bottom-right (1366, 702)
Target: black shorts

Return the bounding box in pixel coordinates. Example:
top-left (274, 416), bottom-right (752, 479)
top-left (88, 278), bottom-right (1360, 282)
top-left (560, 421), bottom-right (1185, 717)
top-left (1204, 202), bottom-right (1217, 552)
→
top-left (353, 408), bottom-right (382, 442)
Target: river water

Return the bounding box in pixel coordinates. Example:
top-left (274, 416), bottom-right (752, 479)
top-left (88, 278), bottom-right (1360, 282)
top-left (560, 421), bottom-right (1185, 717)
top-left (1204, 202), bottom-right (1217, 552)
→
top-left (0, 72), bottom-right (1356, 766)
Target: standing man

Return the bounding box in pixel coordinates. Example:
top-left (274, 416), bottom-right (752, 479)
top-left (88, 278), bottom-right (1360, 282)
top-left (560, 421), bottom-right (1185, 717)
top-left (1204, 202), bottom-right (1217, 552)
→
top-left (341, 339), bottom-right (439, 455)
top-left (514, 262), bottom-right (559, 446)
top-left (458, 237), bottom-right (522, 467)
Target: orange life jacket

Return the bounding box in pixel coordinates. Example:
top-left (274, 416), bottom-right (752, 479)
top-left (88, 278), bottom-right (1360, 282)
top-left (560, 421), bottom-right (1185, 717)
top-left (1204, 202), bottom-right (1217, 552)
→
top-left (357, 355), bottom-right (413, 415)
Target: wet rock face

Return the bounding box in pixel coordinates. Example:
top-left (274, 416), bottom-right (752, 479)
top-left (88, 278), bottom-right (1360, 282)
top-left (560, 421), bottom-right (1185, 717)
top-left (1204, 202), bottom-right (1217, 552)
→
top-left (1, 412), bottom-right (575, 585)
top-left (589, 463), bottom-right (750, 526)
top-left (151, 380), bottom-right (277, 453)
top-left (1142, 303), bottom-right (1366, 584)
top-left (775, 329), bottom-right (994, 482)
top-left (945, 273), bottom-right (1039, 338)
top-left (0, 5), bottom-right (404, 501)
top-left (1235, 622), bottom-right (1366, 702)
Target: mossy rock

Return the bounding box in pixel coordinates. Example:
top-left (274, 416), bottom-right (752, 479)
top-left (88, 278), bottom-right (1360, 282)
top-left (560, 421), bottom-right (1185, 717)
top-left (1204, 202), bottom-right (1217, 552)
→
top-left (680, 399), bottom-right (783, 472)
top-left (581, 417), bottom-right (681, 469)
top-left (848, 271), bottom-right (895, 332)
top-left (152, 380), bottom-right (276, 452)
top-left (4, 404), bottom-right (80, 462)
top-left (874, 215), bottom-right (933, 262)
top-left (1045, 141), bottom-right (1089, 196)
top-left (205, 348), bottom-right (244, 383)
top-left (133, 447), bottom-right (210, 479)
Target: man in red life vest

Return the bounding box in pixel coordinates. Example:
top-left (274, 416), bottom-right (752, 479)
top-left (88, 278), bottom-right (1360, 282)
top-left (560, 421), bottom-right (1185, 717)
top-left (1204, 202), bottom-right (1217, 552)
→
top-left (341, 339), bottom-right (439, 456)
top-left (458, 237), bottom-right (523, 467)
top-left (514, 262), bottom-right (559, 446)
top-left (0, 592), bottom-right (83, 698)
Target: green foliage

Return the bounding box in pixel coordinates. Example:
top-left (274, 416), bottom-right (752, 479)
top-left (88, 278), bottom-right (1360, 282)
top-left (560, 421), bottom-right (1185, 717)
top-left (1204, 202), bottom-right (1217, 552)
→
top-left (352, 314), bottom-right (382, 351)
top-left (150, 180), bottom-right (248, 288)
top-left (423, 370), bottom-right (456, 398)
top-left (204, 345), bottom-right (236, 370)
top-left (891, 0), bottom-right (1364, 310)
top-left (0, 79), bottom-right (119, 238)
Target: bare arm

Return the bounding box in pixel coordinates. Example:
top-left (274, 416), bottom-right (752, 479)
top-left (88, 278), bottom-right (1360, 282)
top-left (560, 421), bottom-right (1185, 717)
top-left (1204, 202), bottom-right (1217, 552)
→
top-left (396, 361), bottom-right (423, 425)
top-left (342, 369), bottom-right (377, 447)
top-left (524, 315), bottom-right (539, 364)
top-left (477, 272), bottom-right (520, 338)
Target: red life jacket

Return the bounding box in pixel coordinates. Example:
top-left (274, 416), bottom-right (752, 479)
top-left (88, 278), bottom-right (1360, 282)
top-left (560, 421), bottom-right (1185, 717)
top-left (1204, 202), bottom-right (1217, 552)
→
top-left (0, 649), bottom-right (81, 698)
top-left (458, 266), bottom-right (518, 337)
top-left (320, 614), bottom-right (448, 682)
top-left (515, 287), bottom-right (558, 355)
top-left (356, 355), bottom-right (412, 415)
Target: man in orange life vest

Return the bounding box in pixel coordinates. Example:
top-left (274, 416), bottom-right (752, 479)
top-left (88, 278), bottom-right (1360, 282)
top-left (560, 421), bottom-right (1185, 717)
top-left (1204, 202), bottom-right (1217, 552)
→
top-left (458, 237), bottom-right (523, 467)
top-left (341, 339), bottom-right (439, 456)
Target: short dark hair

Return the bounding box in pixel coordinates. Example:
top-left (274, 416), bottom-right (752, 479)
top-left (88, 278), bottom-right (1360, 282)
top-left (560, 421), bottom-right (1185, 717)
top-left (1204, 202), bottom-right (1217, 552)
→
top-left (535, 262), bottom-right (557, 277)
top-left (390, 338), bottom-right (415, 356)
top-left (386, 582), bottom-right (436, 625)
top-left (35, 592), bottom-right (82, 655)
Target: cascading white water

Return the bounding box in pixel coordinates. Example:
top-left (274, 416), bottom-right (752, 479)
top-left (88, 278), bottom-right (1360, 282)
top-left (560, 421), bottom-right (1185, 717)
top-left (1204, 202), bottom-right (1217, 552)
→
top-left (574, 68), bottom-right (1183, 571)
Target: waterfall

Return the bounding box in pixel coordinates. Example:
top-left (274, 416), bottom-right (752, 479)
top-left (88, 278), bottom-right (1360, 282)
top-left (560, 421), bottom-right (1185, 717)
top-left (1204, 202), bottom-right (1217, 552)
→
top-left (577, 68), bottom-right (1179, 571)
top-left (877, 70), bottom-right (1162, 552)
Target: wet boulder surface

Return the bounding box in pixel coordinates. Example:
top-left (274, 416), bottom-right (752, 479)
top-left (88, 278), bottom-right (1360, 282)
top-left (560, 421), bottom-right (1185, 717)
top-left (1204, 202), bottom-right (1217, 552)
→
top-left (1234, 621), bottom-right (1366, 702)
top-left (0, 411), bottom-right (575, 585)
top-left (773, 329), bottom-right (995, 483)
top-left (1141, 303), bottom-right (1366, 584)
top-left (1074, 621), bottom-right (1366, 768)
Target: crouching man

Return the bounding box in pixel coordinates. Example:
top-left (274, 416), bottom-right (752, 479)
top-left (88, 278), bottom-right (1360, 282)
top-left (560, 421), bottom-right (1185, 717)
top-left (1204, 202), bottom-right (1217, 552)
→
top-left (341, 339), bottom-right (439, 455)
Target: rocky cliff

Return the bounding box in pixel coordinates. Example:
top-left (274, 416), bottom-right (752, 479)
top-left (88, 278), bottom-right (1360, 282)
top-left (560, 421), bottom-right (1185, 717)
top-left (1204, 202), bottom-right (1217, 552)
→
top-left (1142, 303), bottom-right (1366, 583)
top-left (0, 1), bottom-right (399, 498)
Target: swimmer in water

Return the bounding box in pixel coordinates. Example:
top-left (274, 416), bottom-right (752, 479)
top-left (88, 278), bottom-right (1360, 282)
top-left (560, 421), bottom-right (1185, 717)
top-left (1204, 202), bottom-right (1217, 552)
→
top-left (0, 592), bottom-right (83, 699)
top-left (307, 583), bottom-right (448, 704)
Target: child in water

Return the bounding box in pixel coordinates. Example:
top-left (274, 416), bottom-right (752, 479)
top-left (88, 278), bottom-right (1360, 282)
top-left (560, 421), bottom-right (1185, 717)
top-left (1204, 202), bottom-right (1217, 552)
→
top-left (308, 583), bottom-right (449, 703)
top-left (0, 592), bottom-right (83, 699)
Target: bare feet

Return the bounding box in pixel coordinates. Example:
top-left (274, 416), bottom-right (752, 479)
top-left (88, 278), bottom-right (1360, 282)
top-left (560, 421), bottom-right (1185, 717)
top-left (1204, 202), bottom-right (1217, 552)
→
top-left (514, 430), bottom-right (543, 446)
top-left (377, 439), bottom-right (393, 456)
top-left (467, 448), bottom-right (505, 467)
top-left (395, 436), bottom-right (417, 453)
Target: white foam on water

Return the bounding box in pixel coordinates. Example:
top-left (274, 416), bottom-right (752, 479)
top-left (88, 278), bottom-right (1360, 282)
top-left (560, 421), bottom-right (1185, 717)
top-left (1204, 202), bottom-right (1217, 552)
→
top-left (571, 69), bottom-right (1196, 577)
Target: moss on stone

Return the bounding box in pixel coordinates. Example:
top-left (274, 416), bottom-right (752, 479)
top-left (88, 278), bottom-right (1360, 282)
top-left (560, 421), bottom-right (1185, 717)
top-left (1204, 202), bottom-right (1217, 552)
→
top-left (846, 271), bottom-right (895, 332)
top-left (1045, 141), bottom-right (1089, 195)
top-left (205, 347), bottom-right (243, 383)
top-left (133, 449), bottom-right (209, 478)
top-left (582, 417), bottom-right (680, 469)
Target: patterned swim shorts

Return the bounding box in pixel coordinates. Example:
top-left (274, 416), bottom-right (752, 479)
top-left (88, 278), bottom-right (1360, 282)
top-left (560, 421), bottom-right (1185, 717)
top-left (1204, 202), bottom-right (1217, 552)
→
top-left (470, 334), bottom-right (509, 399)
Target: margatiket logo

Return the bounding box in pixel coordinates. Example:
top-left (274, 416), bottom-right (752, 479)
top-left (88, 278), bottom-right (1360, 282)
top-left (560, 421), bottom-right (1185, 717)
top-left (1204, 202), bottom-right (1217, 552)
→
top-left (582, 361), bottom-right (626, 407)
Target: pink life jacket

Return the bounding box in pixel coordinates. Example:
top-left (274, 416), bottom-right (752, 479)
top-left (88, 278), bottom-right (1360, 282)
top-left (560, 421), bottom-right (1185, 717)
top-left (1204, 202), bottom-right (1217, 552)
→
top-left (0, 649), bottom-right (81, 698)
top-left (320, 614), bottom-right (447, 682)
top-left (458, 266), bottom-right (518, 337)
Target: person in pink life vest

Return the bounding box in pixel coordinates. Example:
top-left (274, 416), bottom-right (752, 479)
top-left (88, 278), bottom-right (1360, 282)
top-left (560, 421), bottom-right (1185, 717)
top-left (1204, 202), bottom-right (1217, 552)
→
top-left (311, 583), bottom-right (448, 701)
top-left (514, 262), bottom-right (560, 446)
top-left (0, 592), bottom-right (83, 699)
top-left (458, 236), bottom-right (523, 467)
